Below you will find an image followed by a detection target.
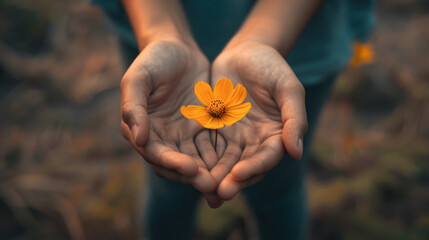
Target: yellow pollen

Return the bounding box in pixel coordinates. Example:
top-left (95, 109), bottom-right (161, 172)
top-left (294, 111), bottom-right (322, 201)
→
top-left (207, 99), bottom-right (226, 118)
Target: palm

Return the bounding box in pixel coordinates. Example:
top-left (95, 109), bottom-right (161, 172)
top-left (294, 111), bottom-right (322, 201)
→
top-left (121, 40), bottom-right (217, 193)
top-left (144, 41), bottom-right (207, 152)
top-left (210, 42), bottom-right (307, 200)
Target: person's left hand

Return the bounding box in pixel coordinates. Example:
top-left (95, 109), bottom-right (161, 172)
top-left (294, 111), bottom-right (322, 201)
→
top-left (120, 39), bottom-right (219, 195)
top-left (208, 41), bottom-right (308, 201)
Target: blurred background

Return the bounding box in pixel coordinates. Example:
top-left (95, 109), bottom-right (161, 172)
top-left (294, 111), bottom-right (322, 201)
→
top-left (0, 0), bottom-right (428, 239)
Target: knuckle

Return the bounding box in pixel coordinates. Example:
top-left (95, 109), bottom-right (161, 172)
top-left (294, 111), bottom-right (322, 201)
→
top-left (121, 72), bottom-right (149, 94)
top-left (121, 102), bottom-right (134, 122)
top-left (121, 71), bottom-right (145, 88)
top-left (120, 74), bottom-right (132, 90)
top-left (290, 116), bottom-right (308, 134)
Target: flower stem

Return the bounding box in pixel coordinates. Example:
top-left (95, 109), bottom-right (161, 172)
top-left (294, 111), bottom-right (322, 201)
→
top-left (214, 129), bottom-right (218, 152)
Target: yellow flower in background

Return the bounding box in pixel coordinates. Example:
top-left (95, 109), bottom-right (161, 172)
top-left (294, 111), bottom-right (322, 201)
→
top-left (349, 42), bottom-right (374, 67)
top-left (181, 78), bottom-right (251, 129)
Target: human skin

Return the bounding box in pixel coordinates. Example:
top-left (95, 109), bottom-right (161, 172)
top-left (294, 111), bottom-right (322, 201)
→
top-left (120, 0), bottom-right (323, 208)
top-left (120, 0), bottom-right (219, 196)
top-left (209, 0), bottom-right (323, 204)
top-left (210, 41), bottom-right (307, 201)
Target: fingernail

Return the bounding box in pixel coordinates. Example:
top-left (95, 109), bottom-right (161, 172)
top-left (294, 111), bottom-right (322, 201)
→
top-left (298, 138), bottom-right (303, 160)
top-left (131, 124), bottom-right (140, 145)
top-left (207, 199), bottom-right (223, 209)
top-left (205, 196), bottom-right (223, 209)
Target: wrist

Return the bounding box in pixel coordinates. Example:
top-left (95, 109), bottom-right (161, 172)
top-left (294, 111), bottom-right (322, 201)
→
top-left (223, 0), bottom-right (323, 56)
top-left (223, 38), bottom-right (273, 56)
top-left (224, 26), bottom-right (284, 55)
top-left (137, 25), bottom-right (198, 51)
top-left (121, 0), bottom-right (198, 51)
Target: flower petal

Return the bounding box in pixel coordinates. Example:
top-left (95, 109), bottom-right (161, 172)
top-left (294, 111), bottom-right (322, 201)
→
top-left (214, 78), bottom-right (234, 102)
top-left (194, 81), bottom-right (214, 106)
top-left (225, 84), bottom-right (247, 106)
top-left (181, 105), bottom-right (208, 119)
top-left (221, 102), bottom-right (252, 126)
top-left (204, 117), bottom-right (224, 129)
top-left (195, 114), bottom-right (215, 128)
top-left (181, 105), bottom-right (219, 128)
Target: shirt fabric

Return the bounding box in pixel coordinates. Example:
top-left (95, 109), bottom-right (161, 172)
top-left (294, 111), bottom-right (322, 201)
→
top-left (91, 2), bottom-right (374, 239)
top-left (91, 0), bottom-right (374, 86)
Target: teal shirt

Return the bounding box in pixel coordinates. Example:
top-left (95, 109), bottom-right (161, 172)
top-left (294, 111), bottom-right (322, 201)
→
top-left (92, 0), bottom-right (375, 86)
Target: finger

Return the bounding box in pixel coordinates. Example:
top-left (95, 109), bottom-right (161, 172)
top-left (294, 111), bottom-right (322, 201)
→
top-left (178, 139), bottom-right (207, 168)
top-left (210, 144), bottom-right (242, 184)
top-left (195, 130), bottom-right (218, 170)
top-left (121, 68), bottom-right (152, 147)
top-left (217, 173), bottom-right (265, 200)
top-left (230, 136), bottom-right (284, 181)
top-left (203, 192), bottom-right (224, 209)
top-left (273, 73), bottom-right (308, 160)
top-left (144, 138), bottom-right (199, 176)
top-left (152, 166), bottom-right (216, 193)
top-left (177, 141), bottom-right (222, 201)
top-left (122, 122), bottom-right (199, 176)
top-left (240, 145), bottom-right (258, 160)
top-left (121, 120), bottom-right (132, 142)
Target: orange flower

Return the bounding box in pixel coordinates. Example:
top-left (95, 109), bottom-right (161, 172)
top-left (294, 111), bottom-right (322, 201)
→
top-left (349, 42), bottom-right (374, 67)
top-left (181, 78), bottom-right (251, 129)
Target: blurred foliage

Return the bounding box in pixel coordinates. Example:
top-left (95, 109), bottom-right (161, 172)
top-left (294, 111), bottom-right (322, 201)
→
top-left (0, 0), bottom-right (428, 239)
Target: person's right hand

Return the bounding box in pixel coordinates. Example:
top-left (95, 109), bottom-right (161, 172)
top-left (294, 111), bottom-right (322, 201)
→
top-left (120, 38), bottom-right (218, 194)
top-left (209, 41), bottom-right (308, 201)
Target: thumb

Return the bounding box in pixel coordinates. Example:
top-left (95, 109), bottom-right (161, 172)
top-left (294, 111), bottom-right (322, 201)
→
top-left (274, 74), bottom-right (308, 160)
top-left (120, 70), bottom-right (151, 147)
top-left (282, 117), bottom-right (307, 160)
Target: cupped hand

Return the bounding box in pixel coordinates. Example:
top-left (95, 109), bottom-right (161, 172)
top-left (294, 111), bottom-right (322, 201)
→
top-left (210, 41), bottom-right (308, 200)
top-left (120, 39), bottom-right (219, 194)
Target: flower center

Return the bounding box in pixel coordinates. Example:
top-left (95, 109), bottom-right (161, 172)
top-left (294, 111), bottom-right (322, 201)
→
top-left (207, 99), bottom-right (226, 118)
